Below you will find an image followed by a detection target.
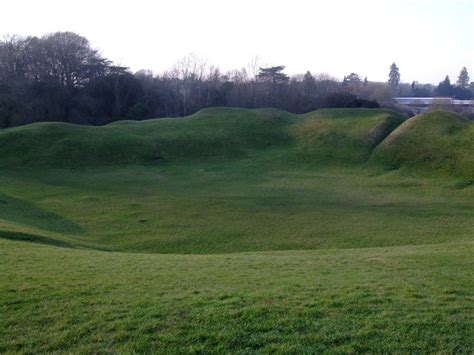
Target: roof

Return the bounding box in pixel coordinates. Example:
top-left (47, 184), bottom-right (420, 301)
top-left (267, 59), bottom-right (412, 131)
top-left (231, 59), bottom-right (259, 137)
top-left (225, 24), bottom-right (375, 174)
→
top-left (394, 97), bottom-right (474, 105)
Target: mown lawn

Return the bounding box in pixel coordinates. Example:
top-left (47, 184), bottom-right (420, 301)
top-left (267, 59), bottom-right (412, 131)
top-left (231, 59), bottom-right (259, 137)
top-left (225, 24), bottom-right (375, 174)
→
top-left (1, 238), bottom-right (473, 353)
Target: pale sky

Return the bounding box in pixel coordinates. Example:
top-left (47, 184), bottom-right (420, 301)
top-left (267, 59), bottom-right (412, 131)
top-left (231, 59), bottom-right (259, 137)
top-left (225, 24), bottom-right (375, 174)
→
top-left (1, 0), bottom-right (473, 84)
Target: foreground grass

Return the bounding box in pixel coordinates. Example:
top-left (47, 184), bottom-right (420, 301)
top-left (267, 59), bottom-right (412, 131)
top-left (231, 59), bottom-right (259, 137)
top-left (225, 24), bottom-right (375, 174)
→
top-left (1, 238), bottom-right (473, 353)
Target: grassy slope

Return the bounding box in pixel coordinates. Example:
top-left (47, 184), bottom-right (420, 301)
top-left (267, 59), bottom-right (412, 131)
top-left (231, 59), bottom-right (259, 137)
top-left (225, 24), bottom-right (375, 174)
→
top-left (2, 108), bottom-right (472, 178)
top-left (1, 108), bottom-right (473, 352)
top-left (0, 108), bottom-right (405, 168)
top-left (0, 108), bottom-right (295, 168)
top-left (291, 108), bottom-right (404, 164)
top-left (1, 238), bottom-right (473, 353)
top-left (0, 161), bottom-right (473, 254)
top-left (371, 111), bottom-right (474, 178)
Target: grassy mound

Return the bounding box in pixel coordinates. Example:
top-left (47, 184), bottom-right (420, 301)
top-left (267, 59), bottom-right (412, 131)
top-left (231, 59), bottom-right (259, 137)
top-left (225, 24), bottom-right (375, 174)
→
top-left (0, 108), bottom-right (294, 168)
top-left (371, 111), bottom-right (474, 178)
top-left (0, 108), bottom-right (405, 168)
top-left (0, 122), bottom-right (162, 168)
top-left (290, 109), bottom-right (405, 164)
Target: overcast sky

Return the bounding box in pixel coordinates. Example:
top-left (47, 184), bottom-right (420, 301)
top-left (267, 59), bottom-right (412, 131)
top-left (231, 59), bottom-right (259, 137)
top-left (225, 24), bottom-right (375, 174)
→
top-left (1, 0), bottom-right (473, 84)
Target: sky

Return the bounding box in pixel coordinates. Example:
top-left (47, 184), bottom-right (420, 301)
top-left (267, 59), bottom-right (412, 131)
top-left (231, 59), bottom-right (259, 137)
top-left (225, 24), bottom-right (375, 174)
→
top-left (1, 0), bottom-right (473, 84)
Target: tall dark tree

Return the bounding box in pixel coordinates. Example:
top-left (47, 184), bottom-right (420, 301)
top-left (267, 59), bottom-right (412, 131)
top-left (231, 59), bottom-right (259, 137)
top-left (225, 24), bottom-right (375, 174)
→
top-left (33, 32), bottom-right (110, 89)
top-left (302, 71), bottom-right (316, 94)
top-left (342, 73), bottom-right (362, 95)
top-left (457, 67), bottom-right (470, 88)
top-left (388, 62), bottom-right (400, 88)
top-left (435, 76), bottom-right (454, 97)
top-left (256, 66), bottom-right (289, 108)
top-left (343, 73), bottom-right (362, 85)
top-left (257, 66), bottom-right (289, 84)
top-left (0, 32), bottom-right (118, 125)
top-left (453, 67), bottom-right (472, 100)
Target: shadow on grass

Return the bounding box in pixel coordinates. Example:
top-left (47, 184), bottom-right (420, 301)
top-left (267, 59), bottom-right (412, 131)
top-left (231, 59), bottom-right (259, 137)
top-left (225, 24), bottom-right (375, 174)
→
top-left (0, 230), bottom-right (77, 249)
top-left (0, 193), bottom-right (83, 234)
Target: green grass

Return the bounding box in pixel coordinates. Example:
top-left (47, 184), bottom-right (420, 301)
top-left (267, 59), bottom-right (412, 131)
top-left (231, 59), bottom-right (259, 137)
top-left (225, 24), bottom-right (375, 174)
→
top-left (0, 107), bottom-right (405, 168)
top-left (0, 108), bottom-right (295, 168)
top-left (1, 160), bottom-right (473, 254)
top-left (0, 108), bottom-right (473, 352)
top-left (291, 108), bottom-right (404, 164)
top-left (371, 111), bottom-right (474, 178)
top-left (1, 238), bottom-right (472, 353)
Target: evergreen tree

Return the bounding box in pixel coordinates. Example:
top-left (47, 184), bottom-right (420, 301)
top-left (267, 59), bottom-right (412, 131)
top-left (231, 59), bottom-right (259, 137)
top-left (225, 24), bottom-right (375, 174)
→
top-left (388, 62), bottom-right (400, 88)
top-left (343, 73), bottom-right (362, 86)
top-left (302, 71), bottom-right (316, 94)
top-left (256, 66), bottom-right (289, 84)
top-left (435, 76), bottom-right (454, 97)
top-left (457, 67), bottom-right (469, 88)
top-left (341, 73), bottom-right (362, 95)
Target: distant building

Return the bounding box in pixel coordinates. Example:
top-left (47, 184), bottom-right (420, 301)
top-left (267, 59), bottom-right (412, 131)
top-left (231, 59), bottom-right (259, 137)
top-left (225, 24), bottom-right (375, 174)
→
top-left (394, 97), bottom-right (474, 113)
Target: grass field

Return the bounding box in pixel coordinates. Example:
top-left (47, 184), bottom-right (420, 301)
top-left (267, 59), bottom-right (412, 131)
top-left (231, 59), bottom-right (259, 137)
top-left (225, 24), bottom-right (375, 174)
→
top-left (1, 108), bottom-right (473, 352)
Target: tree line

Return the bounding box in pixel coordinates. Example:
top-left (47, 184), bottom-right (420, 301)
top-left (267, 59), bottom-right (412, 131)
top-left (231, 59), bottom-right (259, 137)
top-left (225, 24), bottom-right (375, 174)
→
top-left (387, 62), bottom-right (472, 100)
top-left (0, 32), bottom-right (472, 128)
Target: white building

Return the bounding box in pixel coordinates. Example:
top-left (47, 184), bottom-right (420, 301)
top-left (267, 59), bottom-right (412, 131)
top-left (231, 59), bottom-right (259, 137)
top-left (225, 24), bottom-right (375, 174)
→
top-left (393, 97), bottom-right (474, 112)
